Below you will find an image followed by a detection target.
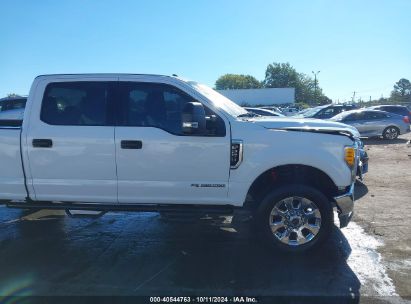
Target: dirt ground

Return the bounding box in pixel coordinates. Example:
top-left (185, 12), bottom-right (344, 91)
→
top-left (354, 132), bottom-right (411, 299)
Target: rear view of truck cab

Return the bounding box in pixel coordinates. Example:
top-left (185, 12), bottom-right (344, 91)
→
top-left (0, 74), bottom-right (359, 253)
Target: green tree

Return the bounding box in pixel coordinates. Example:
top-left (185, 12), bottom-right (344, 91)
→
top-left (390, 78), bottom-right (411, 103)
top-left (296, 74), bottom-right (316, 104)
top-left (215, 74), bottom-right (261, 90)
top-left (262, 62), bottom-right (329, 105)
top-left (262, 62), bottom-right (300, 88)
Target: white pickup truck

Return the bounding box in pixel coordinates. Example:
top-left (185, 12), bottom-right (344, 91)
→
top-left (0, 74), bottom-right (361, 252)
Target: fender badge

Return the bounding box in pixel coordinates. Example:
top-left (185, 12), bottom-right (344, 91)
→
top-left (191, 184), bottom-right (226, 188)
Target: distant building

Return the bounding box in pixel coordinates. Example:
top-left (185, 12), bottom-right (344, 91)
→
top-left (217, 88), bottom-right (295, 106)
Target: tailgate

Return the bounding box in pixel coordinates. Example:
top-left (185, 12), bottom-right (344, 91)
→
top-left (0, 127), bottom-right (26, 201)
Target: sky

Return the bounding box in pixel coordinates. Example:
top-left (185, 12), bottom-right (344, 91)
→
top-left (1, 0), bottom-right (410, 102)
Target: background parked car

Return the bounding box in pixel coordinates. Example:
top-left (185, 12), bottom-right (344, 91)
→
top-left (0, 96), bottom-right (27, 112)
top-left (367, 105), bottom-right (411, 123)
top-left (294, 104), bottom-right (357, 119)
top-left (260, 106), bottom-right (283, 114)
top-left (296, 108), bottom-right (311, 116)
top-left (244, 107), bottom-right (285, 117)
top-left (281, 107), bottom-right (299, 116)
top-left (0, 96), bottom-right (27, 121)
top-left (330, 109), bottom-right (410, 139)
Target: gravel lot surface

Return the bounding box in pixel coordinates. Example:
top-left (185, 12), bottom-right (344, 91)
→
top-left (354, 132), bottom-right (411, 300)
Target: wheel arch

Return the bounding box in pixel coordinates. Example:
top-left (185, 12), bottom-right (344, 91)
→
top-left (244, 164), bottom-right (339, 210)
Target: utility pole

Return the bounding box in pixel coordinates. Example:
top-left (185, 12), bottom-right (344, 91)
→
top-left (312, 71), bottom-right (320, 104)
top-left (352, 91), bottom-right (356, 104)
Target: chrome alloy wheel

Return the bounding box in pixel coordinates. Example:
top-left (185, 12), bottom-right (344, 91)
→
top-left (384, 127), bottom-right (399, 139)
top-left (269, 196), bottom-right (322, 246)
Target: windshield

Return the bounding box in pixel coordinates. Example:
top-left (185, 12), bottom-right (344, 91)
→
top-left (329, 112), bottom-right (346, 121)
top-left (0, 99), bottom-right (27, 112)
top-left (298, 108), bottom-right (309, 115)
top-left (301, 106), bottom-right (326, 118)
top-left (187, 82), bottom-right (248, 117)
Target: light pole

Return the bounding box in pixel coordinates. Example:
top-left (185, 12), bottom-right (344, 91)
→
top-left (312, 70), bottom-right (320, 104)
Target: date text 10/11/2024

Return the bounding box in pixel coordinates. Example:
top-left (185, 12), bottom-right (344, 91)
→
top-left (149, 297), bottom-right (258, 303)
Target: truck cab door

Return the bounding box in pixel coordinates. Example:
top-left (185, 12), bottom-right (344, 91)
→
top-left (24, 77), bottom-right (118, 203)
top-left (115, 79), bottom-right (231, 204)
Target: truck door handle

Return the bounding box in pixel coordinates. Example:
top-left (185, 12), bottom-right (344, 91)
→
top-left (121, 140), bottom-right (142, 149)
top-left (32, 139), bottom-right (53, 148)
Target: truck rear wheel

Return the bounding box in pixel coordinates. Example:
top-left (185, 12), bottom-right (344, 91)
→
top-left (255, 184), bottom-right (333, 253)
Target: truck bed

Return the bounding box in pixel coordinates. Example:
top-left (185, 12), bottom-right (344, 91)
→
top-left (0, 128), bottom-right (26, 201)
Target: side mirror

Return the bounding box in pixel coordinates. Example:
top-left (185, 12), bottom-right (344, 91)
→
top-left (182, 102), bottom-right (206, 135)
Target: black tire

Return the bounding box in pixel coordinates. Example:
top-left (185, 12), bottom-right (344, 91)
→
top-left (255, 184), bottom-right (333, 253)
top-left (382, 126), bottom-right (399, 140)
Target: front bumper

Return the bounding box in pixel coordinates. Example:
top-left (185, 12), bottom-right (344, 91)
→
top-left (334, 183), bottom-right (354, 228)
top-left (357, 150), bottom-right (369, 180)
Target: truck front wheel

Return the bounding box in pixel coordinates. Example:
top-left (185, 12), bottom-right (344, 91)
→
top-left (255, 184), bottom-right (333, 253)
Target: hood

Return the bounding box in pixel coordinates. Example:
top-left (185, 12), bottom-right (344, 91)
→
top-left (248, 117), bottom-right (360, 139)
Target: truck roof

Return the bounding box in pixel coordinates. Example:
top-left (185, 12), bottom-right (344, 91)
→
top-left (35, 73), bottom-right (178, 79)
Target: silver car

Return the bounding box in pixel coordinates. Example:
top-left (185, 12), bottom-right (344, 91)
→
top-left (330, 109), bottom-right (410, 139)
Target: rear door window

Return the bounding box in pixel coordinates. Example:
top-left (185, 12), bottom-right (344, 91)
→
top-left (41, 82), bottom-right (116, 126)
top-left (384, 106), bottom-right (407, 115)
top-left (364, 111), bottom-right (387, 120)
top-left (344, 112), bottom-right (365, 121)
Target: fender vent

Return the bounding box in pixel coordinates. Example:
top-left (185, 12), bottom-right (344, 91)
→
top-left (231, 140), bottom-right (243, 169)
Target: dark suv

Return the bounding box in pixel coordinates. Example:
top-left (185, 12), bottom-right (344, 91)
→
top-left (368, 105), bottom-right (411, 123)
top-left (297, 104), bottom-right (358, 119)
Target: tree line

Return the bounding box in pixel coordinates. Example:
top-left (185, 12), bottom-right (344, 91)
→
top-left (359, 78), bottom-right (411, 107)
top-left (215, 62), bottom-right (331, 106)
top-left (215, 62), bottom-right (411, 107)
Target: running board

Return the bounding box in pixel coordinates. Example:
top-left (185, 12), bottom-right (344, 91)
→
top-left (6, 201), bottom-right (235, 214)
